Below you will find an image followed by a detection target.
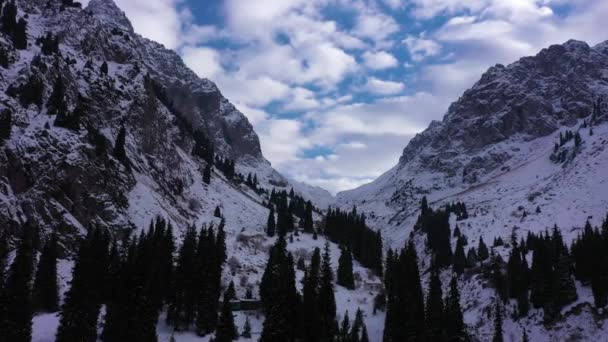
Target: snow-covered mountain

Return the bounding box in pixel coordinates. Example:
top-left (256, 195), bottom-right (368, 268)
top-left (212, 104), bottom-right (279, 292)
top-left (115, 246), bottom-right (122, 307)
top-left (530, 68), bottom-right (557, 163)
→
top-left (338, 39), bottom-right (608, 340)
top-left (0, 1), bottom-right (383, 341)
top-left (0, 0), bottom-right (328, 240)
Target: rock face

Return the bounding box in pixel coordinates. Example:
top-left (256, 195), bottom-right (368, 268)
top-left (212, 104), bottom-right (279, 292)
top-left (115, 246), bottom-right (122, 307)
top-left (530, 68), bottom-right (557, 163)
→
top-left (0, 0), bottom-right (303, 242)
top-left (339, 39), bottom-right (608, 228)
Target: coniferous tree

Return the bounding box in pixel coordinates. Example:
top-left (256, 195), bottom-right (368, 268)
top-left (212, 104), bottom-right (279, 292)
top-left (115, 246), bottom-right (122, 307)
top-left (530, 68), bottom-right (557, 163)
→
top-left (338, 311), bottom-right (351, 342)
top-left (425, 265), bottom-right (444, 339)
top-left (241, 316), bottom-right (252, 338)
top-left (478, 237), bottom-right (489, 261)
top-left (337, 246), bottom-right (355, 290)
top-left (203, 163), bottom-right (212, 184)
top-left (48, 76), bottom-right (67, 116)
top-left (319, 243), bottom-right (337, 342)
top-left (302, 247), bottom-right (322, 342)
top-left (259, 237), bottom-right (299, 342)
top-left (113, 126), bottom-right (128, 167)
top-left (0, 224), bottom-right (35, 342)
top-left (100, 61), bottom-right (108, 75)
top-left (360, 325), bottom-right (369, 342)
top-left (55, 94), bottom-right (86, 131)
top-left (215, 293), bottom-right (237, 342)
top-left (303, 201), bottom-right (314, 234)
top-left (453, 237), bottom-right (467, 274)
top-left (0, 109), bottom-right (12, 144)
top-left (467, 248), bottom-right (478, 266)
top-left (194, 225), bottom-right (225, 336)
top-left (0, 1), bottom-right (17, 36)
top-left (214, 205), bottom-right (222, 218)
top-left (522, 330), bottom-right (529, 342)
top-left (57, 228), bottom-right (110, 342)
top-left (225, 280), bottom-right (236, 302)
top-left (325, 207), bottom-right (383, 276)
top-left (266, 207), bottom-right (276, 237)
top-left (383, 240), bottom-right (426, 342)
top-left (492, 300), bottom-right (503, 342)
top-left (445, 276), bottom-right (466, 341)
top-left (13, 18), bottom-right (27, 50)
top-left (350, 308), bottom-right (364, 342)
top-left (166, 225), bottom-right (197, 331)
top-left (32, 233), bottom-right (59, 313)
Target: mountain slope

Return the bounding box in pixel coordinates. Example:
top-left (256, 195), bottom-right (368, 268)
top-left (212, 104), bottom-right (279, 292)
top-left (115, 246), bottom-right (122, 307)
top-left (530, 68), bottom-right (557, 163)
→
top-left (0, 1), bottom-right (384, 341)
top-left (338, 39), bottom-right (608, 340)
top-left (0, 0), bottom-right (325, 242)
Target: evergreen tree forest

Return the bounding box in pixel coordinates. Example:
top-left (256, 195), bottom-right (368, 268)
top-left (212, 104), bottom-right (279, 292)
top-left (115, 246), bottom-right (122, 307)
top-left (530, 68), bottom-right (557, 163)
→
top-left (324, 207), bottom-right (383, 276)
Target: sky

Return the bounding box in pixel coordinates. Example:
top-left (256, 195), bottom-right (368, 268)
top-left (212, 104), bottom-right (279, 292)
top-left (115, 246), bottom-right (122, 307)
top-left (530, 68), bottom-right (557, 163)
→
top-left (89, 0), bottom-right (607, 194)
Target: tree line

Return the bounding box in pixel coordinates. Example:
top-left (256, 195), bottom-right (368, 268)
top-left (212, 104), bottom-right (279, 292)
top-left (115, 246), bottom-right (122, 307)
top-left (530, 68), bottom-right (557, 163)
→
top-left (324, 207), bottom-right (383, 276)
top-left (0, 217), bottom-right (228, 342)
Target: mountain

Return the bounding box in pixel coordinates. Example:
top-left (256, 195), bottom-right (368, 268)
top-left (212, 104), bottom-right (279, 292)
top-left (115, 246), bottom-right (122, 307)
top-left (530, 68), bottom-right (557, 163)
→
top-left (0, 0), bottom-right (326, 241)
top-left (338, 39), bottom-right (608, 340)
top-left (0, 1), bottom-right (386, 341)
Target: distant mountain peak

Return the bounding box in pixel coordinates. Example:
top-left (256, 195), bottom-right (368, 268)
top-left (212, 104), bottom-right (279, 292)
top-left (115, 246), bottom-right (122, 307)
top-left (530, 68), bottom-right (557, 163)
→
top-left (86, 0), bottom-right (134, 32)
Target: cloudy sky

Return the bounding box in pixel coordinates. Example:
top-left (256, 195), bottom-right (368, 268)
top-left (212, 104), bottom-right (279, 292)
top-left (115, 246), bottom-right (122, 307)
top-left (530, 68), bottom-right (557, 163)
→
top-left (93, 0), bottom-right (607, 194)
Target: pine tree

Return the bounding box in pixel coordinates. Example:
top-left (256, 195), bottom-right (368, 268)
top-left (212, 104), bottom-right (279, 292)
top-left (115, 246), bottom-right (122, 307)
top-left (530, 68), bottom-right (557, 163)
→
top-left (241, 316), bottom-right (252, 338)
top-left (492, 300), bottom-right (503, 342)
top-left (216, 293), bottom-right (237, 342)
top-left (13, 18), bottom-right (27, 50)
top-left (302, 247), bottom-right (322, 342)
top-left (32, 233), bottom-right (59, 313)
top-left (445, 276), bottom-right (466, 341)
top-left (0, 1), bottom-right (17, 36)
top-left (337, 246), bottom-right (355, 290)
top-left (384, 241), bottom-right (426, 342)
top-left (259, 237), bottom-right (299, 342)
top-left (303, 201), bottom-right (314, 234)
top-left (0, 108), bottom-right (12, 145)
top-left (0, 224), bottom-right (35, 342)
top-left (100, 61), bottom-right (108, 75)
top-left (56, 228), bottom-right (110, 342)
top-left (225, 280), bottom-right (236, 302)
top-left (319, 243), bottom-right (337, 342)
top-left (478, 237), bottom-right (489, 261)
top-left (453, 237), bottom-right (467, 274)
top-left (425, 266), bottom-right (444, 339)
top-left (360, 325), bottom-right (369, 342)
top-left (167, 226), bottom-right (198, 331)
top-left (338, 311), bottom-right (351, 342)
top-left (203, 163), bottom-right (211, 184)
top-left (350, 308), bottom-right (364, 342)
top-left (214, 205), bottom-right (222, 218)
top-left (113, 125), bottom-right (129, 168)
top-left (266, 207), bottom-right (276, 237)
top-left (522, 330), bottom-right (529, 342)
top-left (48, 76), bottom-right (67, 117)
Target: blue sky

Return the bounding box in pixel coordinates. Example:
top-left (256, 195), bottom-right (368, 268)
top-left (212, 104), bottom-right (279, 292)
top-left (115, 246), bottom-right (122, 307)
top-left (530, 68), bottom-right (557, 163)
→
top-left (101, 0), bottom-right (606, 194)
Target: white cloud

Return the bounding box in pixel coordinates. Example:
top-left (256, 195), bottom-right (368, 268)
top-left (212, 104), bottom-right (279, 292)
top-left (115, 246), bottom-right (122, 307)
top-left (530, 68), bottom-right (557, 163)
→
top-left (403, 35), bottom-right (442, 61)
top-left (181, 46), bottom-right (223, 79)
top-left (89, 0), bottom-right (608, 194)
top-left (257, 119), bottom-right (311, 165)
top-left (353, 11), bottom-right (400, 45)
top-left (362, 50), bottom-right (399, 70)
top-left (382, 0), bottom-right (404, 10)
top-left (363, 77), bottom-right (405, 95)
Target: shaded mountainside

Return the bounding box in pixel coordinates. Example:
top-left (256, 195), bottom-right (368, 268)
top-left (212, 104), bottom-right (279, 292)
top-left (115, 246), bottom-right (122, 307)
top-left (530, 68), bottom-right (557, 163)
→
top-left (0, 0), bottom-right (327, 244)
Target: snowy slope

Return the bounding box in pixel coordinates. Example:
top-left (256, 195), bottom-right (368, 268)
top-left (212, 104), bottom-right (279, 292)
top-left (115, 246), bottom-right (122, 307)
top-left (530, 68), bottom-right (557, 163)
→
top-left (338, 39), bottom-right (608, 341)
top-left (0, 1), bottom-right (384, 341)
